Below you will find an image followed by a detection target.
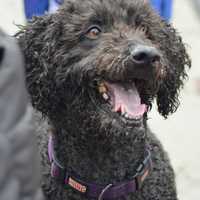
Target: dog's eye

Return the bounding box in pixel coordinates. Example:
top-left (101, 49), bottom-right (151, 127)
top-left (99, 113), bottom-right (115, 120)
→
top-left (85, 26), bottom-right (101, 40)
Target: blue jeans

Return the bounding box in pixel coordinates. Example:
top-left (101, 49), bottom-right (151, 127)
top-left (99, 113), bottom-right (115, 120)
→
top-left (24, 0), bottom-right (49, 20)
top-left (150, 0), bottom-right (173, 21)
top-left (24, 0), bottom-right (63, 20)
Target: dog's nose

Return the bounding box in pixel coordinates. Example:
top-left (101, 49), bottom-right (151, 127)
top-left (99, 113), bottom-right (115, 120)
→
top-left (129, 44), bottom-right (161, 65)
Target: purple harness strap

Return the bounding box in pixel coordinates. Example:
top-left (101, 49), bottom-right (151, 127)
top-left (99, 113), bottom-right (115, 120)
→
top-left (48, 136), bottom-right (152, 199)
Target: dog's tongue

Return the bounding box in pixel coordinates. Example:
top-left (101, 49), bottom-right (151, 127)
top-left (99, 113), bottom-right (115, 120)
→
top-left (108, 83), bottom-right (147, 117)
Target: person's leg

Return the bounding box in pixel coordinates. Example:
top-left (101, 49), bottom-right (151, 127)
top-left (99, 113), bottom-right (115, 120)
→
top-left (49, 0), bottom-right (60, 13)
top-left (150, 0), bottom-right (162, 16)
top-left (49, 0), bottom-right (64, 13)
top-left (24, 0), bottom-right (49, 20)
top-left (161, 0), bottom-right (173, 21)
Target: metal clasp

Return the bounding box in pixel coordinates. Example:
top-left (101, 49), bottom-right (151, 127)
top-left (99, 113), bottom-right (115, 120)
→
top-left (98, 184), bottom-right (113, 200)
top-left (135, 149), bottom-right (152, 190)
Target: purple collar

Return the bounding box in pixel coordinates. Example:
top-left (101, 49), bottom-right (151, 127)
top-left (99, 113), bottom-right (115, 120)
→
top-left (48, 135), bottom-right (152, 200)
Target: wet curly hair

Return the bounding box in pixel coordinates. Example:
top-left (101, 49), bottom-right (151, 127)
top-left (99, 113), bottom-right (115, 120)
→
top-left (16, 0), bottom-right (191, 199)
top-left (17, 0), bottom-right (190, 120)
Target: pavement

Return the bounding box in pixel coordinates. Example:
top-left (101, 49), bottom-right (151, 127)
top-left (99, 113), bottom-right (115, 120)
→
top-left (149, 1), bottom-right (200, 199)
top-left (0, 0), bottom-right (200, 199)
top-left (194, 0), bottom-right (200, 18)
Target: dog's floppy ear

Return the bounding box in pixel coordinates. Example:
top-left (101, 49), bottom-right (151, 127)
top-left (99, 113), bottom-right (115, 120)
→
top-left (16, 15), bottom-right (64, 115)
top-left (16, 1), bottom-right (83, 116)
top-left (155, 22), bottom-right (191, 118)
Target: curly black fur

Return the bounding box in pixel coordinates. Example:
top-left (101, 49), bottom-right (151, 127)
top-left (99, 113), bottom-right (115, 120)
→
top-left (17, 0), bottom-right (191, 199)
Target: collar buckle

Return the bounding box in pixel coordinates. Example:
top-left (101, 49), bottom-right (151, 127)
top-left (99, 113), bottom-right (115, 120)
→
top-left (48, 135), bottom-right (152, 199)
top-left (98, 184), bottom-right (113, 200)
top-left (135, 149), bottom-right (152, 190)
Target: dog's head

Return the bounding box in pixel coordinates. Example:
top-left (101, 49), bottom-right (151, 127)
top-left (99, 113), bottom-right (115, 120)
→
top-left (18, 0), bottom-right (191, 137)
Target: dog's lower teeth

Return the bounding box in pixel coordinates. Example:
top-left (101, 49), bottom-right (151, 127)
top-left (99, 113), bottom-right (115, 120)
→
top-left (134, 116), bottom-right (142, 120)
top-left (102, 93), bottom-right (109, 100)
top-left (125, 113), bottom-right (129, 119)
top-left (121, 110), bottom-right (126, 116)
top-left (98, 83), bottom-right (107, 94)
top-left (123, 113), bottom-right (142, 120)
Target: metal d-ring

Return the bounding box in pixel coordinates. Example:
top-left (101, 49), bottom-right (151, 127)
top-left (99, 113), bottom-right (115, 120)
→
top-left (98, 184), bottom-right (113, 200)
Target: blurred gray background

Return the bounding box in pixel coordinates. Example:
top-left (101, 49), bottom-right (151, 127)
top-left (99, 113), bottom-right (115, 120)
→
top-left (0, 0), bottom-right (199, 199)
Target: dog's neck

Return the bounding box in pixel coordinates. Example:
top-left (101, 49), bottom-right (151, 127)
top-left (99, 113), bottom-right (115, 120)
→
top-left (52, 123), bottom-right (147, 185)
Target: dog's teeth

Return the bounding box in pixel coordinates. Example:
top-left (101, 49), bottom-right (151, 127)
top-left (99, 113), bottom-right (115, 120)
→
top-left (125, 113), bottom-right (133, 120)
top-left (121, 106), bottom-right (126, 115)
top-left (134, 115), bottom-right (142, 120)
top-left (102, 93), bottom-right (109, 100)
top-left (125, 113), bottom-right (129, 119)
top-left (121, 109), bottom-right (125, 116)
top-left (98, 83), bottom-right (107, 94)
top-left (123, 113), bottom-right (143, 120)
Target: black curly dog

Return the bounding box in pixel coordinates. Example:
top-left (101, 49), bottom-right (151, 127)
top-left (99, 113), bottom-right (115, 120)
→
top-left (17, 0), bottom-right (191, 199)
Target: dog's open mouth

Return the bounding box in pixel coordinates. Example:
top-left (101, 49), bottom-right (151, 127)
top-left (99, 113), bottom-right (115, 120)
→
top-left (98, 81), bottom-right (147, 122)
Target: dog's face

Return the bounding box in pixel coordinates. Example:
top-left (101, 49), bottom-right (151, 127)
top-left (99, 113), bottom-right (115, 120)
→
top-left (19, 0), bottom-right (191, 137)
top-left (60, 0), bottom-right (165, 128)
